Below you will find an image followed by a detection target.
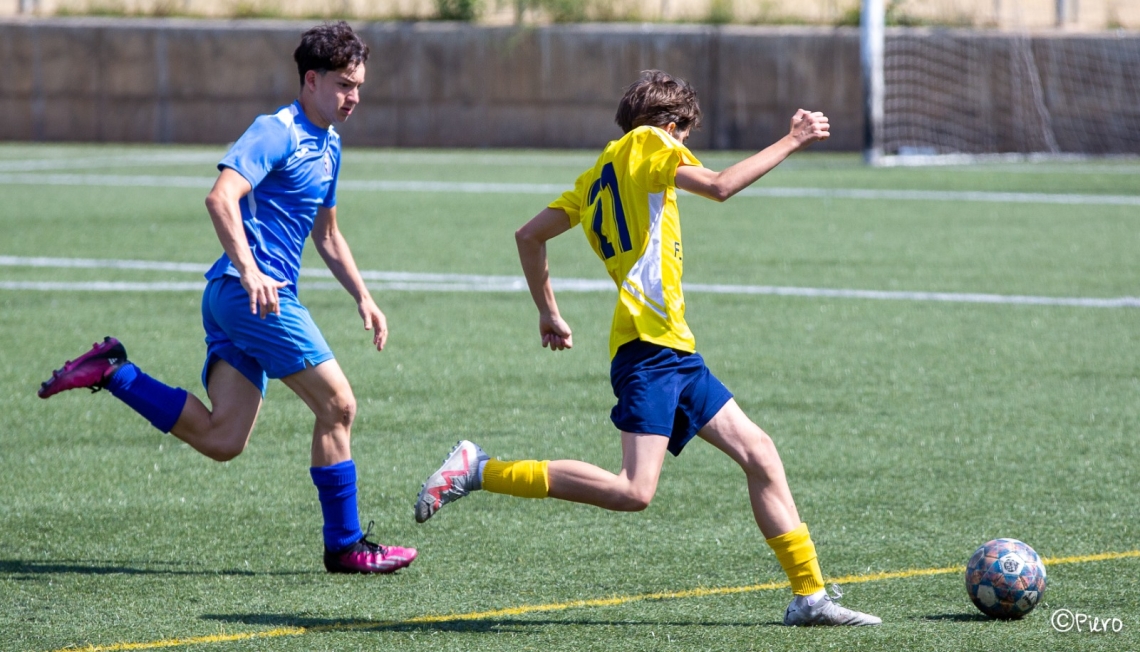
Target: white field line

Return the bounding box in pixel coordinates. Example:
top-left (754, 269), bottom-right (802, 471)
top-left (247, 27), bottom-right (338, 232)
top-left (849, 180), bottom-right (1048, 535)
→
top-left (343, 151), bottom-right (598, 167)
top-left (0, 152), bottom-right (220, 172)
top-left (732, 186), bottom-right (1140, 206)
top-left (2, 255), bottom-right (1138, 308)
top-left (1, 173), bottom-right (1139, 206)
top-left (0, 256), bottom-right (211, 273)
top-left (899, 163), bottom-right (1140, 175)
top-left (877, 152), bottom-right (1135, 167)
top-left (8, 150), bottom-right (1140, 174)
top-left (0, 281), bottom-right (207, 292)
top-left (0, 173), bottom-right (214, 188)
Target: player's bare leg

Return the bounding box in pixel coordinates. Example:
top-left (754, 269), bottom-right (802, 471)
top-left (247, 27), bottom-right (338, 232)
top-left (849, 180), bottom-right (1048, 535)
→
top-left (415, 433), bottom-right (669, 522)
top-left (39, 339), bottom-right (261, 464)
top-left (281, 359), bottom-right (416, 573)
top-left (699, 398), bottom-right (880, 626)
top-left (279, 359), bottom-right (355, 467)
top-left (696, 399), bottom-right (799, 538)
top-left (546, 433), bottom-right (669, 511)
top-left (167, 361), bottom-right (262, 462)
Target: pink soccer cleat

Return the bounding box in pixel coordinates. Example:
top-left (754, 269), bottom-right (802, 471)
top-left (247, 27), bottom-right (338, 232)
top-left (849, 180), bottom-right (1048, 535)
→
top-left (38, 337), bottom-right (128, 399)
top-left (323, 522), bottom-right (417, 574)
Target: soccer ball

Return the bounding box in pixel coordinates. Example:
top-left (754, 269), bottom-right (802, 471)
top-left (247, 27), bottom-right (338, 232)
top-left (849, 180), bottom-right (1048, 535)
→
top-left (965, 538), bottom-right (1047, 619)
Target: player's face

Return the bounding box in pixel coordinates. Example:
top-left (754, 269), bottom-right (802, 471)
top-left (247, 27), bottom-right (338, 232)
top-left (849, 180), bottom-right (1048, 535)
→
top-left (307, 64), bottom-right (366, 127)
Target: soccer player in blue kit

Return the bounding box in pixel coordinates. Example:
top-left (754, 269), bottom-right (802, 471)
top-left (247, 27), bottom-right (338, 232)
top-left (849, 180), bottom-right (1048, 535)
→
top-left (38, 22), bottom-right (416, 574)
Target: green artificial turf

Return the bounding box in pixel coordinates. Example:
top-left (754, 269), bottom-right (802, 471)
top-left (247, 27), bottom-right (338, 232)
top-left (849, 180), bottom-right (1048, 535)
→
top-left (0, 144), bottom-right (1137, 651)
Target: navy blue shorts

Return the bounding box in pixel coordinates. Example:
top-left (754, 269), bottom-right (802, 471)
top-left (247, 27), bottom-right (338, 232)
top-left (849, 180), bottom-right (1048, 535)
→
top-left (200, 275), bottom-right (335, 396)
top-left (609, 340), bottom-right (733, 457)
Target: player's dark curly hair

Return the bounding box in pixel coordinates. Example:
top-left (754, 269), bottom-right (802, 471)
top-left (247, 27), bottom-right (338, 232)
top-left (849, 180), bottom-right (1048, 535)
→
top-left (614, 70), bottom-right (702, 134)
top-left (293, 21), bottom-right (370, 87)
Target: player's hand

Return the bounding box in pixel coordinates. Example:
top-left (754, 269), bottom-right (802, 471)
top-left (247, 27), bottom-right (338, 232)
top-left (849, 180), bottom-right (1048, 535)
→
top-left (359, 298), bottom-right (388, 351)
top-left (789, 109), bottom-right (830, 147)
top-left (240, 270), bottom-right (289, 319)
top-left (539, 313), bottom-right (573, 351)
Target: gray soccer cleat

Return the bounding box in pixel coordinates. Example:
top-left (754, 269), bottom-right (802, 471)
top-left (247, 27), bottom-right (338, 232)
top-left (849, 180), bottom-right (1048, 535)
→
top-left (415, 440), bottom-right (489, 523)
top-left (783, 586), bottom-right (882, 626)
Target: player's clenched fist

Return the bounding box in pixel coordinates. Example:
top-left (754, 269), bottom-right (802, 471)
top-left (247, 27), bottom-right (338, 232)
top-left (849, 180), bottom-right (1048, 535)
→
top-left (789, 109), bottom-right (830, 147)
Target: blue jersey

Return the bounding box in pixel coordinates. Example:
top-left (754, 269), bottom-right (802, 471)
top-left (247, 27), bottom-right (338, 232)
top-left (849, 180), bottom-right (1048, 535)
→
top-left (205, 101), bottom-right (341, 288)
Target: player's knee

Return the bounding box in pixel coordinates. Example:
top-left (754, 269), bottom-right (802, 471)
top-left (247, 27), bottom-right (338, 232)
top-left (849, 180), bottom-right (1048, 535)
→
top-left (755, 429), bottom-right (779, 457)
top-left (317, 392), bottom-right (356, 430)
top-left (203, 437), bottom-right (247, 462)
top-left (336, 395), bottom-right (357, 428)
top-left (616, 484), bottom-right (655, 511)
top-left (623, 495), bottom-right (653, 512)
top-left (189, 415), bottom-right (253, 462)
top-left (740, 431), bottom-right (781, 479)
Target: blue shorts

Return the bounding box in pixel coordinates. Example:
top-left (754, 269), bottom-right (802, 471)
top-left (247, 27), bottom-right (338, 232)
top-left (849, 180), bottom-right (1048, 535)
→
top-left (200, 275), bottom-right (335, 396)
top-left (609, 340), bottom-right (734, 457)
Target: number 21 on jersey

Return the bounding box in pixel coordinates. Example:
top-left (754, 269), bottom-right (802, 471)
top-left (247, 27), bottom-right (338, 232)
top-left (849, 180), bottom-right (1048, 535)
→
top-left (588, 163), bottom-right (632, 259)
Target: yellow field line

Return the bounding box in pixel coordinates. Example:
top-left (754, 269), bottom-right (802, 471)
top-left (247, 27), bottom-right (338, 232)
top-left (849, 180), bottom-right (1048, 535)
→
top-left (55, 549), bottom-right (1140, 652)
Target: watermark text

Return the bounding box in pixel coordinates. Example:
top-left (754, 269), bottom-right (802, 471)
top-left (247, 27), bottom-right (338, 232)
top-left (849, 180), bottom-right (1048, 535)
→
top-left (1051, 609), bottom-right (1125, 633)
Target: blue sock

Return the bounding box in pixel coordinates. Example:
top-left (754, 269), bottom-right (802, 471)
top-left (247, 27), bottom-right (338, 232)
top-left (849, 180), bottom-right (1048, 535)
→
top-left (310, 460), bottom-right (364, 552)
top-left (106, 363), bottom-right (188, 433)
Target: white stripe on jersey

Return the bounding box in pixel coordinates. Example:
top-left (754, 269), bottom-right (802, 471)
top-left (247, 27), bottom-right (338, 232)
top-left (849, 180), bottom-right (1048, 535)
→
top-left (621, 190), bottom-right (668, 319)
top-left (246, 187), bottom-right (258, 220)
top-left (275, 103), bottom-right (299, 125)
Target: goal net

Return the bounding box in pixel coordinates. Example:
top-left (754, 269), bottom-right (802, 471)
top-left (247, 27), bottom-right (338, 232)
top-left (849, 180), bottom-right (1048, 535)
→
top-left (862, 8), bottom-right (1140, 165)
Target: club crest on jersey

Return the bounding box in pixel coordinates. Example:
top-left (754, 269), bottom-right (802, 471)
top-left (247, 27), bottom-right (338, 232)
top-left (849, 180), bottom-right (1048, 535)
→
top-left (323, 152), bottom-right (333, 176)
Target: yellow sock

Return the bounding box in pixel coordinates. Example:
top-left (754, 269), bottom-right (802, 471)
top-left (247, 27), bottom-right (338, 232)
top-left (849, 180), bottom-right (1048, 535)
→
top-left (481, 459), bottom-right (549, 499)
top-left (766, 522), bottom-right (826, 596)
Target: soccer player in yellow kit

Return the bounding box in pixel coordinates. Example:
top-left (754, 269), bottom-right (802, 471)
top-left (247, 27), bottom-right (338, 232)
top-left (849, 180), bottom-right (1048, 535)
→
top-left (415, 70), bottom-right (881, 626)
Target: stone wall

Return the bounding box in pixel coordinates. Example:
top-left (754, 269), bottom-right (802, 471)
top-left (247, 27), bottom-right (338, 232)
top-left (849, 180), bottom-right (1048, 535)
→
top-left (5, 0), bottom-right (1139, 31)
top-left (350, 22), bottom-right (864, 151)
top-left (0, 18), bottom-right (865, 150)
top-left (1, 18), bottom-right (1137, 153)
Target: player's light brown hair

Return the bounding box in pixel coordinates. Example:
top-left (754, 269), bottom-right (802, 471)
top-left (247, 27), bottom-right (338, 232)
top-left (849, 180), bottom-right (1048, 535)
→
top-left (614, 70), bottom-right (702, 134)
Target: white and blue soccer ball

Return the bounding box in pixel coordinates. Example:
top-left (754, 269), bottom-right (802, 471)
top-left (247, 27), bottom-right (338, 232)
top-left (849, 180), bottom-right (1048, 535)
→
top-left (965, 538), bottom-right (1047, 619)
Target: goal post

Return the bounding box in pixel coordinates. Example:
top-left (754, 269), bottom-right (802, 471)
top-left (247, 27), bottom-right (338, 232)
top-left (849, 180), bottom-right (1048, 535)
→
top-left (860, 0), bottom-right (884, 165)
top-left (860, 0), bottom-right (1140, 166)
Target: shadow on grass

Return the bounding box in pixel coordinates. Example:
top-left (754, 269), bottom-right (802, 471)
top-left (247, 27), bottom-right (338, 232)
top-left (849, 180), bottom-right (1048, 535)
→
top-left (921, 612), bottom-right (992, 622)
top-left (0, 559), bottom-right (311, 577)
top-left (203, 613), bottom-right (785, 632)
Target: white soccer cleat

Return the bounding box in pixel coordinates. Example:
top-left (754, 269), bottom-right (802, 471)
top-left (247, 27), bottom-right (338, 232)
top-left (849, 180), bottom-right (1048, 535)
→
top-left (415, 440), bottom-right (489, 523)
top-left (783, 586), bottom-right (882, 626)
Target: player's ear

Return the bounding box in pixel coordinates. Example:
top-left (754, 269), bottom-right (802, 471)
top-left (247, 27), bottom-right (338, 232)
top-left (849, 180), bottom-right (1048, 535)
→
top-left (304, 69), bottom-right (320, 91)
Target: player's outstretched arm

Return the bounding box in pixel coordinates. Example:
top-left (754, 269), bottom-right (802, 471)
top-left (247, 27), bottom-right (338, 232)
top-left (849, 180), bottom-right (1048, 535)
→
top-left (206, 168), bottom-right (288, 318)
top-left (675, 109), bottom-right (830, 202)
top-left (312, 205), bottom-right (388, 351)
top-left (515, 207), bottom-right (574, 351)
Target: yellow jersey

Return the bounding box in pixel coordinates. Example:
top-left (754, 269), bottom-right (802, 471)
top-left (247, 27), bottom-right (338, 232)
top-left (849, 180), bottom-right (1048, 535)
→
top-left (549, 126), bottom-right (701, 359)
